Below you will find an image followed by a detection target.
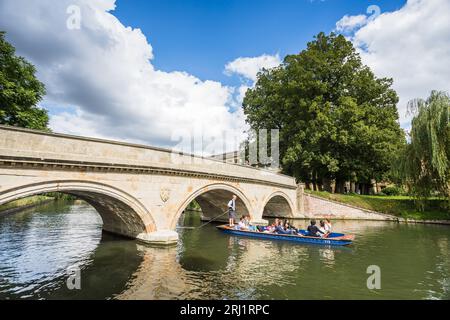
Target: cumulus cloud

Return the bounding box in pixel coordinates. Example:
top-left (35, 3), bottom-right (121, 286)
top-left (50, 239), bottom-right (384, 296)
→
top-left (224, 54), bottom-right (282, 109)
top-left (0, 0), bottom-right (248, 155)
top-left (335, 14), bottom-right (368, 33)
top-left (336, 0), bottom-right (450, 127)
top-left (225, 54), bottom-right (282, 82)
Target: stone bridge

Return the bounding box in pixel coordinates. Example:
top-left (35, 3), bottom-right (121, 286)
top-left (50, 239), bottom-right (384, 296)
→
top-left (0, 126), bottom-right (303, 245)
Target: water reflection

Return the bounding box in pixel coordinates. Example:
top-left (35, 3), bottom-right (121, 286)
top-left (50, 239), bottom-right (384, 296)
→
top-left (1, 204), bottom-right (450, 300)
top-left (116, 245), bottom-right (188, 300)
top-left (0, 201), bottom-right (102, 299)
top-left (117, 221), bottom-right (354, 300)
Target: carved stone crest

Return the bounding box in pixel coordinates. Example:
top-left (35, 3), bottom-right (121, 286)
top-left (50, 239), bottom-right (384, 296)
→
top-left (160, 187), bottom-right (171, 203)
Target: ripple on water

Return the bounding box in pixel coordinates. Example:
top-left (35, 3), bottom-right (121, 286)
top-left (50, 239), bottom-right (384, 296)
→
top-left (0, 203), bottom-right (102, 299)
top-left (2, 206), bottom-right (450, 300)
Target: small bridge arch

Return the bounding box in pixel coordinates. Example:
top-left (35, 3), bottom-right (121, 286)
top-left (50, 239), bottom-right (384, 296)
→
top-left (172, 183), bottom-right (254, 229)
top-left (0, 180), bottom-right (156, 239)
top-left (0, 125), bottom-right (299, 245)
top-left (261, 191), bottom-right (295, 219)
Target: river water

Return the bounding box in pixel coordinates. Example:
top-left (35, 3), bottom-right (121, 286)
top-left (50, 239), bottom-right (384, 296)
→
top-left (0, 200), bottom-right (449, 300)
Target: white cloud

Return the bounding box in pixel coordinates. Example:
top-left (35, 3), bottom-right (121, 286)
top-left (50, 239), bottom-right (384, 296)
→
top-left (0, 0), bottom-right (247, 155)
top-left (335, 14), bottom-right (368, 33)
top-left (337, 0), bottom-right (450, 127)
top-left (224, 54), bottom-right (282, 109)
top-left (225, 54), bottom-right (282, 82)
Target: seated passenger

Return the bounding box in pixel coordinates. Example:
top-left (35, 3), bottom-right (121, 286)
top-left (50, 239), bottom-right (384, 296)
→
top-left (307, 220), bottom-right (325, 237)
top-left (285, 220), bottom-right (298, 233)
top-left (272, 218), bottom-right (280, 228)
top-left (244, 215), bottom-right (258, 231)
top-left (237, 217), bottom-right (248, 230)
top-left (319, 220), bottom-right (328, 238)
top-left (324, 219), bottom-right (332, 236)
top-left (275, 221), bottom-right (295, 235)
top-left (258, 222), bottom-right (275, 233)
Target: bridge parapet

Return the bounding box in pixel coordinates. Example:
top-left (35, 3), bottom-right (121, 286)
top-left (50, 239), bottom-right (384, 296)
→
top-left (0, 125), bottom-right (301, 245)
top-left (0, 125), bottom-right (296, 189)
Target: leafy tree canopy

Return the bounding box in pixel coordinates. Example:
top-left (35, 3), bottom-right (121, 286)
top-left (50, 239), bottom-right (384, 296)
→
top-left (0, 31), bottom-right (48, 130)
top-left (395, 91), bottom-right (450, 200)
top-left (243, 32), bottom-right (405, 189)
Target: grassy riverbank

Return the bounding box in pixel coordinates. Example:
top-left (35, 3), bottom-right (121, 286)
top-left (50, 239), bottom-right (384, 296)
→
top-left (0, 195), bottom-right (55, 214)
top-left (307, 191), bottom-right (450, 221)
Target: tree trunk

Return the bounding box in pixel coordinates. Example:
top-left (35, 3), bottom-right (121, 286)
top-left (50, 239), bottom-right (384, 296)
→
top-left (370, 179), bottom-right (377, 195)
top-left (334, 180), bottom-right (340, 194)
top-left (322, 177), bottom-right (334, 193)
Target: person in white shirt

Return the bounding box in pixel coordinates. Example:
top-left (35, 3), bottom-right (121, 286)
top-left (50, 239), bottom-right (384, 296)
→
top-left (244, 215), bottom-right (258, 231)
top-left (238, 217), bottom-right (248, 230)
top-left (320, 219), bottom-right (332, 238)
top-left (227, 195), bottom-right (237, 227)
top-left (324, 218), bottom-right (332, 236)
top-left (318, 220), bottom-right (327, 237)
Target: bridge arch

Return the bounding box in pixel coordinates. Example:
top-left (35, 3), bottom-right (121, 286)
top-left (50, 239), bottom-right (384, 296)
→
top-left (0, 180), bottom-right (156, 239)
top-left (261, 191), bottom-right (295, 218)
top-left (172, 183), bottom-right (254, 229)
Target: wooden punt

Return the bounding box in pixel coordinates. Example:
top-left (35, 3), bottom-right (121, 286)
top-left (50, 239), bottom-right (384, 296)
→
top-left (216, 225), bottom-right (355, 246)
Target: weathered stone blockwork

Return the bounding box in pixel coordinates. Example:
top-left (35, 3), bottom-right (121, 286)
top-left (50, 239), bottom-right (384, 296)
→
top-left (0, 126), bottom-right (299, 244)
top-left (303, 193), bottom-right (395, 221)
top-left (0, 126), bottom-right (397, 245)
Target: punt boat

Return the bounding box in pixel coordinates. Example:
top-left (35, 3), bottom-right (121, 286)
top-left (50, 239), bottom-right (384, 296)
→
top-left (216, 225), bottom-right (355, 246)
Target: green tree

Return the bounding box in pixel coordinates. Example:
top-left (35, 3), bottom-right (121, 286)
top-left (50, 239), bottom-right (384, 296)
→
top-left (243, 32), bottom-right (405, 191)
top-left (0, 31), bottom-right (49, 130)
top-left (396, 91), bottom-right (450, 200)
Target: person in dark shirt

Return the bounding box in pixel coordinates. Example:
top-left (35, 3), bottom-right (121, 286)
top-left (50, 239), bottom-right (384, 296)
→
top-left (307, 220), bottom-right (325, 237)
top-left (275, 220), bottom-right (295, 235)
top-left (284, 220), bottom-right (298, 233)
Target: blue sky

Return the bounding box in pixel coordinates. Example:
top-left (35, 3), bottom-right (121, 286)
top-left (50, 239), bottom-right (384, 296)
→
top-left (2, 0), bottom-right (448, 152)
top-left (114, 0), bottom-right (406, 86)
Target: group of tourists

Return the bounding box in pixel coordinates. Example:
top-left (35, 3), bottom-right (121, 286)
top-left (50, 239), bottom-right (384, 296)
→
top-left (260, 218), bottom-right (298, 235)
top-left (240, 218), bottom-right (332, 238)
top-left (306, 219), bottom-right (332, 238)
top-left (237, 215), bottom-right (258, 232)
top-left (228, 195), bottom-right (333, 238)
